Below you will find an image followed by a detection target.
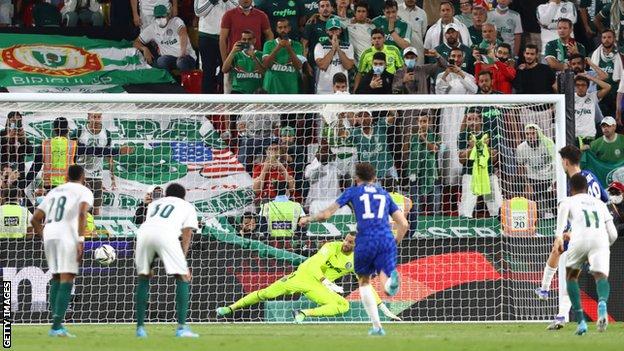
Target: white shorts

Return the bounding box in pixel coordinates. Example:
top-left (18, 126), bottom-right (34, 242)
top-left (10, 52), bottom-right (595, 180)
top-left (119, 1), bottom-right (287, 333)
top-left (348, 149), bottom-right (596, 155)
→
top-left (135, 229), bottom-right (188, 276)
top-left (565, 240), bottom-right (610, 276)
top-left (44, 239), bottom-right (79, 274)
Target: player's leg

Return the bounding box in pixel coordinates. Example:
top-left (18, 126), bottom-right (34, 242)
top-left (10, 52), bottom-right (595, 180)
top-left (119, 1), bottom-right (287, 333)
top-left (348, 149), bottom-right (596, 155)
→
top-left (354, 239), bottom-right (384, 335)
top-left (49, 239), bottom-right (78, 337)
top-left (566, 267), bottom-right (587, 335)
top-left (156, 235), bottom-right (198, 337)
top-left (588, 247), bottom-right (610, 332)
top-left (44, 240), bottom-right (60, 316)
top-left (219, 277), bottom-right (291, 315)
top-left (376, 237), bottom-right (399, 297)
top-left (358, 275), bottom-right (384, 335)
top-left (296, 282), bottom-right (349, 322)
top-left (134, 231), bottom-right (155, 338)
top-left (536, 239), bottom-right (564, 299)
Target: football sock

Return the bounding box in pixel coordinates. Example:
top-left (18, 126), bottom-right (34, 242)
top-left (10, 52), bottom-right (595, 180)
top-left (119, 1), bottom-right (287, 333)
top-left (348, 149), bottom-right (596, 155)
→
top-left (52, 282), bottom-right (72, 330)
top-left (596, 278), bottom-right (610, 303)
top-left (360, 284), bottom-right (382, 330)
top-left (135, 276), bottom-right (150, 327)
top-left (230, 291), bottom-right (262, 311)
top-left (175, 279), bottom-right (190, 325)
top-left (541, 265), bottom-right (557, 291)
top-left (566, 280), bottom-right (584, 323)
top-left (49, 279), bottom-right (60, 315)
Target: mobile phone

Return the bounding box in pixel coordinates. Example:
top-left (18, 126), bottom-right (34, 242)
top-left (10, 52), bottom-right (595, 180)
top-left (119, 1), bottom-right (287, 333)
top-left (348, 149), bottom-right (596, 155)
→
top-left (239, 42), bottom-right (250, 50)
top-left (447, 58), bottom-right (455, 66)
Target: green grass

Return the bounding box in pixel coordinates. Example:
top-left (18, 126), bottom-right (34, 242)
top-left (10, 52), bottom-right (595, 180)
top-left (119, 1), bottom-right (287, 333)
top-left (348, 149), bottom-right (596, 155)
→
top-left (10, 323), bottom-right (624, 351)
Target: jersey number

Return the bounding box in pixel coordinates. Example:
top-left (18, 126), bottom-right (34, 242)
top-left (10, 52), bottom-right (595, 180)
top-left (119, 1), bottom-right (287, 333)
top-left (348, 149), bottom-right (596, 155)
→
top-left (359, 193), bottom-right (386, 219)
top-left (582, 209), bottom-right (600, 229)
top-left (149, 204), bottom-right (174, 219)
top-left (46, 196), bottom-right (66, 223)
top-left (588, 181), bottom-right (602, 199)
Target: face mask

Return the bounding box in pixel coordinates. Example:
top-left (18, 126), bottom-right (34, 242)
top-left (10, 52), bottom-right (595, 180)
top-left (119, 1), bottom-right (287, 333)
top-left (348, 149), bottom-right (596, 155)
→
top-left (612, 195), bottom-right (623, 204)
top-left (334, 90), bottom-right (349, 94)
top-left (241, 3), bottom-right (252, 10)
top-left (156, 18), bottom-right (168, 28)
top-left (36, 196), bottom-right (45, 205)
top-left (404, 59), bottom-right (416, 69)
top-left (372, 65), bottom-right (385, 75)
top-left (497, 5), bottom-right (508, 11)
top-left (496, 56), bottom-right (508, 62)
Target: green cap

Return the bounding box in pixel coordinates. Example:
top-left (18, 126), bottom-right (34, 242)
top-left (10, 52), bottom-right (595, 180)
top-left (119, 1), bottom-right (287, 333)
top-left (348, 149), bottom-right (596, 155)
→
top-left (325, 18), bottom-right (341, 31)
top-left (280, 126), bottom-right (295, 137)
top-left (153, 4), bottom-right (168, 18)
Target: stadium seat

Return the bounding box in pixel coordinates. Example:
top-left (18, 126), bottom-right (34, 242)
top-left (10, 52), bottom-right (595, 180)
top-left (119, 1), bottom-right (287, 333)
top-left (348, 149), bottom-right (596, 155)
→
top-left (181, 69), bottom-right (203, 94)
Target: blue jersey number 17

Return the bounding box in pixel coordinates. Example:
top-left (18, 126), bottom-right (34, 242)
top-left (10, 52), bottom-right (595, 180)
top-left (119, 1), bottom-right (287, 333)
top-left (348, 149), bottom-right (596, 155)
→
top-left (359, 193), bottom-right (386, 219)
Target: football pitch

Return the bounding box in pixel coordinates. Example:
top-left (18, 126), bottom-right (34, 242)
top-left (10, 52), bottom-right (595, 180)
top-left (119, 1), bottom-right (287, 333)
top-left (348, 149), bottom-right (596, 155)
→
top-left (9, 323), bottom-right (624, 351)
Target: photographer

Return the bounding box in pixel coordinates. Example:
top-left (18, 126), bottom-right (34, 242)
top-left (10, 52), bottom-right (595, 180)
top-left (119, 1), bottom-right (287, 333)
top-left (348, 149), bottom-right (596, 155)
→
top-left (355, 51), bottom-right (394, 94)
top-left (0, 111), bottom-right (33, 182)
top-left (222, 30), bottom-right (266, 95)
top-left (252, 144), bottom-right (295, 203)
top-left (133, 186), bottom-right (163, 225)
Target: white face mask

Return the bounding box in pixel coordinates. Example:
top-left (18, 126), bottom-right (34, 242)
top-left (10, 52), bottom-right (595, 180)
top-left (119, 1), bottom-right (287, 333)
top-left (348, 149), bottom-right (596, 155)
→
top-left (372, 65), bottom-right (385, 75)
top-left (612, 194), bottom-right (623, 204)
top-left (156, 18), bottom-right (168, 28)
top-left (404, 59), bottom-right (416, 69)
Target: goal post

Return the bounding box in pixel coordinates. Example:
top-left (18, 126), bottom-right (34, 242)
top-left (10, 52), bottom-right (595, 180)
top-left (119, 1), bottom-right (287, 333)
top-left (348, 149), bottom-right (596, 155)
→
top-left (0, 93), bottom-right (567, 323)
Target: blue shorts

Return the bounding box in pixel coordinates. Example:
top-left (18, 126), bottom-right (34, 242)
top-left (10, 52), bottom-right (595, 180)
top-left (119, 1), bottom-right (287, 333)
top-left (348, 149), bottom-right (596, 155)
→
top-left (354, 235), bottom-right (397, 277)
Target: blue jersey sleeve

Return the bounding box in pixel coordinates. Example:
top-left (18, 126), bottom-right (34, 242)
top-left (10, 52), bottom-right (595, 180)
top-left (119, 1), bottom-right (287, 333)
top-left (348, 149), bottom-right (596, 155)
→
top-left (582, 170), bottom-right (609, 203)
top-left (336, 186), bottom-right (354, 207)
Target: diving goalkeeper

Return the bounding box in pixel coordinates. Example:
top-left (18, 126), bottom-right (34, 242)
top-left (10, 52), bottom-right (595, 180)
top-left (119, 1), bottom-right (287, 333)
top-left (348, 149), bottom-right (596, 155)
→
top-left (216, 233), bottom-right (401, 322)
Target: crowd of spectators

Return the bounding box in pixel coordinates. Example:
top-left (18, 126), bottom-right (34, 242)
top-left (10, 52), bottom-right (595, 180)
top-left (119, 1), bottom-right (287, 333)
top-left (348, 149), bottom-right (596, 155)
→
top-left (2, 0), bottom-right (624, 238)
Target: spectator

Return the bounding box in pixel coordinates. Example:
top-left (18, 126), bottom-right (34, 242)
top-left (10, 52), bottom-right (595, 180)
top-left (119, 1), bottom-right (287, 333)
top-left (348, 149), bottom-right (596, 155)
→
top-left (61, 0), bottom-right (104, 27)
top-left (590, 116), bottom-right (624, 163)
top-left (579, 0), bottom-right (607, 47)
top-left (398, 0), bottom-right (428, 65)
top-left (467, 4), bottom-right (487, 45)
top-left (132, 0), bottom-right (177, 29)
top-left (301, 0), bottom-right (336, 64)
top-left (568, 54), bottom-right (609, 92)
top-left (591, 29), bottom-right (622, 116)
top-left (607, 181), bottom-right (624, 234)
top-left (435, 47), bottom-right (478, 185)
top-left (477, 22), bottom-right (502, 52)
top-left (0, 168), bottom-right (19, 192)
top-left (372, 0), bottom-right (412, 50)
top-left (455, 0), bottom-right (472, 27)
top-left (220, 0), bottom-right (273, 93)
top-left (0, 187), bottom-right (32, 239)
top-left (238, 211), bottom-right (264, 240)
top-left (222, 30), bottom-right (266, 94)
top-left (393, 46), bottom-right (445, 94)
top-left (195, 0), bottom-right (237, 94)
top-left (474, 43), bottom-right (516, 94)
top-left (347, 110), bottom-right (398, 180)
top-left (304, 142), bottom-right (348, 215)
top-left (134, 5), bottom-right (197, 72)
top-left (278, 126), bottom-right (306, 194)
top-left (262, 18), bottom-right (304, 94)
top-left (334, 0), bottom-right (352, 22)
top-left (457, 108), bottom-right (502, 218)
top-left (536, 0), bottom-right (577, 53)
top-left (514, 44), bottom-right (556, 94)
top-left (256, 0), bottom-right (304, 40)
top-left (574, 74), bottom-right (611, 149)
top-left (544, 18), bottom-right (587, 72)
top-left (432, 23), bottom-right (474, 73)
top-left (515, 124), bottom-right (556, 217)
top-left (33, 0), bottom-right (62, 27)
top-left (236, 111), bottom-right (280, 173)
top-left (475, 70), bottom-right (500, 95)
top-left (252, 144), bottom-right (295, 202)
top-left (314, 18), bottom-right (355, 94)
top-left (260, 181), bottom-right (305, 239)
top-left (509, 0), bottom-right (545, 50)
top-left (355, 29), bottom-right (404, 90)
top-left (424, 1), bottom-right (471, 50)
top-left (487, 0), bottom-right (523, 57)
top-left (594, 1), bottom-right (624, 55)
top-left (347, 1), bottom-right (376, 63)
top-left (71, 113), bottom-right (116, 216)
top-left (406, 113), bottom-right (442, 215)
top-left (0, 112), bottom-right (33, 182)
top-left (0, 0), bottom-right (12, 26)
top-left (133, 186), bottom-right (163, 225)
top-left (356, 51), bottom-right (394, 94)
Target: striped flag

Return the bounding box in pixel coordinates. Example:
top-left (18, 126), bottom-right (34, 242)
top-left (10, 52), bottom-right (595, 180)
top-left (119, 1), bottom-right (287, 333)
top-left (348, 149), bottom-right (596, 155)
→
top-left (170, 142), bottom-right (245, 178)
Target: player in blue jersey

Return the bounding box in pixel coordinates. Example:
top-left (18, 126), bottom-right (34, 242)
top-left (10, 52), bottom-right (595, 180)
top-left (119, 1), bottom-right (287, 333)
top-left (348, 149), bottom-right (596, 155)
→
top-left (299, 163), bottom-right (409, 336)
top-left (536, 145), bottom-right (609, 330)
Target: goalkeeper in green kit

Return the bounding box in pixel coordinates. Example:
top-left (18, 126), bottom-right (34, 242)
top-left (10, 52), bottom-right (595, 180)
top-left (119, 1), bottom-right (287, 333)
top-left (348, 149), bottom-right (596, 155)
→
top-left (216, 233), bottom-right (401, 322)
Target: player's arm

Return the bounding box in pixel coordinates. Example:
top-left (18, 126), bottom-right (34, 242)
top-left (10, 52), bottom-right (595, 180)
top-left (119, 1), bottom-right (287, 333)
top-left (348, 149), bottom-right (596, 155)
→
top-left (554, 200), bottom-right (570, 251)
top-left (391, 209), bottom-right (408, 243)
top-left (180, 227), bottom-right (194, 256)
top-left (605, 219), bottom-right (618, 245)
top-left (30, 209), bottom-right (46, 237)
top-left (76, 201), bottom-right (90, 262)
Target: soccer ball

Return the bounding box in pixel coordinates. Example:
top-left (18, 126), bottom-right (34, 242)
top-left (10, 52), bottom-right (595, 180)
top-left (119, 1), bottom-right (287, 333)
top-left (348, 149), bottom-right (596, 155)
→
top-left (94, 244), bottom-right (116, 265)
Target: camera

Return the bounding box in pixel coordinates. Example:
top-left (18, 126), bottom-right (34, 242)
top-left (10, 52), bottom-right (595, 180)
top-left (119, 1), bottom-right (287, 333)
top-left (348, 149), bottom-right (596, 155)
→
top-left (447, 58), bottom-right (456, 66)
top-left (239, 42), bottom-right (250, 50)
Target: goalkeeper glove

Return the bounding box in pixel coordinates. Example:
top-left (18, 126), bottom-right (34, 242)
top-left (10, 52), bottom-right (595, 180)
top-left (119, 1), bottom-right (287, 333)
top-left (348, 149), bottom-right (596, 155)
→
top-left (322, 279), bottom-right (344, 294)
top-left (378, 303), bottom-right (402, 321)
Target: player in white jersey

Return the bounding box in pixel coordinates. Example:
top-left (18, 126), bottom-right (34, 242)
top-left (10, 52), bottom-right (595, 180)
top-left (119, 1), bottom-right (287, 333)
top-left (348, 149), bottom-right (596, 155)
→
top-left (31, 165), bottom-right (94, 338)
top-left (556, 174), bottom-right (617, 335)
top-left (134, 183), bottom-right (200, 338)
top-left (536, 145), bottom-right (609, 330)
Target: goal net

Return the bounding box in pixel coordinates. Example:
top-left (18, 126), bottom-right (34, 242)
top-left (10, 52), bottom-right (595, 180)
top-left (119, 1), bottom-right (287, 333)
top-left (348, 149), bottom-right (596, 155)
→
top-left (0, 93), bottom-right (566, 323)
